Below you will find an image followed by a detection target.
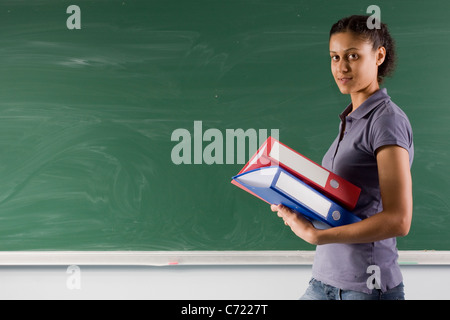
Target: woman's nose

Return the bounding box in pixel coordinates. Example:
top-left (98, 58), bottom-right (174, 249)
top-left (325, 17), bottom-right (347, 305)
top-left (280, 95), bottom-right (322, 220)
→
top-left (337, 60), bottom-right (349, 73)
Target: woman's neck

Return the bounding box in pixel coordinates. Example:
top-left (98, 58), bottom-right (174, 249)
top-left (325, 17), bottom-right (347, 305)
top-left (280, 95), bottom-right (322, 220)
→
top-left (350, 82), bottom-right (380, 113)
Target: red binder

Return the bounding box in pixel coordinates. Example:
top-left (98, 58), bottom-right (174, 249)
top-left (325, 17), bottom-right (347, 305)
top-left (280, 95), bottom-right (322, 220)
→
top-left (231, 137), bottom-right (361, 210)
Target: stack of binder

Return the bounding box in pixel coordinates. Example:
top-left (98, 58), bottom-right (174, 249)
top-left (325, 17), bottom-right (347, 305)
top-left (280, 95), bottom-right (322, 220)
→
top-left (231, 137), bottom-right (362, 228)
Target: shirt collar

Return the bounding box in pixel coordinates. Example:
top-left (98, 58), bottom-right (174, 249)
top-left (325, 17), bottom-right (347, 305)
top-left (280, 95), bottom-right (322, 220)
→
top-left (339, 88), bottom-right (390, 121)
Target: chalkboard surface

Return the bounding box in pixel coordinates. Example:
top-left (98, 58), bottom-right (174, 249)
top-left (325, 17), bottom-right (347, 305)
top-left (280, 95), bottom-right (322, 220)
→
top-left (0, 0), bottom-right (448, 252)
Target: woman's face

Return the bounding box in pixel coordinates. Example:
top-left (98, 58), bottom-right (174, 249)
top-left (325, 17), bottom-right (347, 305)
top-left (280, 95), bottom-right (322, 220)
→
top-left (329, 31), bottom-right (385, 95)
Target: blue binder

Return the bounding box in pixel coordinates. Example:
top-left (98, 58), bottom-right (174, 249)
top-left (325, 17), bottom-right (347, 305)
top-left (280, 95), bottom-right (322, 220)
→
top-left (232, 166), bottom-right (361, 228)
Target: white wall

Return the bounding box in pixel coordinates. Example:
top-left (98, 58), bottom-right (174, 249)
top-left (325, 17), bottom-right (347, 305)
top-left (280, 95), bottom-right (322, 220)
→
top-left (0, 265), bottom-right (448, 300)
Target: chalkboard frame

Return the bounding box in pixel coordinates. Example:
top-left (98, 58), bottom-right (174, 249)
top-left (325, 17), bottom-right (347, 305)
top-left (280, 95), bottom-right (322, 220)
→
top-left (1, 0), bottom-right (449, 260)
top-left (0, 250), bottom-right (449, 266)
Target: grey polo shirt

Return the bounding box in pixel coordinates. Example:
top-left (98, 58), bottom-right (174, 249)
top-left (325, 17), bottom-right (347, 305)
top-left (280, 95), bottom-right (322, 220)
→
top-left (312, 88), bottom-right (414, 294)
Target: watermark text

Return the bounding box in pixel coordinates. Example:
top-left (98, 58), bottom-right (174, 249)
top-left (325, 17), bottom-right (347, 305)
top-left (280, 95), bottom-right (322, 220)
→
top-left (171, 121), bottom-right (279, 165)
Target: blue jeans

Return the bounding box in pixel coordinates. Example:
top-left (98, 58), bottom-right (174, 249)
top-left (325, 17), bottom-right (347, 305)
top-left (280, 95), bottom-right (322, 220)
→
top-left (300, 278), bottom-right (405, 300)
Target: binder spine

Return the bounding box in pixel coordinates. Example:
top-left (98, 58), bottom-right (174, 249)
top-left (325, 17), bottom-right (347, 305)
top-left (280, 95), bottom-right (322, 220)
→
top-left (272, 170), bottom-right (360, 228)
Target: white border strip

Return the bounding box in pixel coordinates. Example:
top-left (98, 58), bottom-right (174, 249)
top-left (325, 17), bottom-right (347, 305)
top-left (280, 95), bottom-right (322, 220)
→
top-left (0, 251), bottom-right (313, 266)
top-left (0, 251), bottom-right (449, 266)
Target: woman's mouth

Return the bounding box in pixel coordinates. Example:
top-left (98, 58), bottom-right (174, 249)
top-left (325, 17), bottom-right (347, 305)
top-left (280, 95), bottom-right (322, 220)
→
top-left (338, 77), bottom-right (353, 85)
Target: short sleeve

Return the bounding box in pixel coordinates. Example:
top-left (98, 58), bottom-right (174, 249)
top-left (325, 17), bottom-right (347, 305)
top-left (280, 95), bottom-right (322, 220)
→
top-left (370, 113), bottom-right (413, 156)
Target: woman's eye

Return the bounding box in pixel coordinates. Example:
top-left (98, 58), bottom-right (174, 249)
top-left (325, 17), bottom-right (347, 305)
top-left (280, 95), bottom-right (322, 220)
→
top-left (331, 55), bottom-right (339, 62)
top-left (348, 53), bottom-right (359, 60)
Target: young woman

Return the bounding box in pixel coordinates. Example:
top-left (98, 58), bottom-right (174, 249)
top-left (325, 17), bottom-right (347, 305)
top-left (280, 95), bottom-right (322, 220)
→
top-left (271, 15), bottom-right (413, 300)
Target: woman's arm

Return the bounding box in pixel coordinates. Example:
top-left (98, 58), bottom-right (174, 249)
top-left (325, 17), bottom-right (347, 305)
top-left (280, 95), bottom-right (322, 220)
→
top-left (271, 145), bottom-right (413, 245)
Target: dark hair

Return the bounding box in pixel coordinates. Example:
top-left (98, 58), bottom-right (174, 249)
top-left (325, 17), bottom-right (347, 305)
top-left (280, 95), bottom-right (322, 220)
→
top-left (329, 15), bottom-right (396, 83)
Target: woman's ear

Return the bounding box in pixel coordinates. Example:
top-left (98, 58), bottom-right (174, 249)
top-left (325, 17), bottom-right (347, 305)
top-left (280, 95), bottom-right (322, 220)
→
top-left (376, 46), bottom-right (386, 66)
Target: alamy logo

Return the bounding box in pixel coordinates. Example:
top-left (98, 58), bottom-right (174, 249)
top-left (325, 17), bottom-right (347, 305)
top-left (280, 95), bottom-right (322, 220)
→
top-left (66, 265), bottom-right (81, 290)
top-left (366, 5), bottom-right (381, 30)
top-left (171, 121), bottom-right (279, 165)
top-left (366, 265), bottom-right (381, 290)
top-left (67, 5), bottom-right (81, 30)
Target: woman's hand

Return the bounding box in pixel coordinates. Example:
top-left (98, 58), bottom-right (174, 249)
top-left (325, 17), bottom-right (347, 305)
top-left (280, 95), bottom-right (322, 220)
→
top-left (270, 204), bottom-right (320, 245)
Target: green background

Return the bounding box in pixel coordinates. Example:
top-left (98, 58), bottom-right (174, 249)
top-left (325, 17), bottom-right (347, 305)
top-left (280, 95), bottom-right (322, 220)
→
top-left (0, 0), bottom-right (448, 251)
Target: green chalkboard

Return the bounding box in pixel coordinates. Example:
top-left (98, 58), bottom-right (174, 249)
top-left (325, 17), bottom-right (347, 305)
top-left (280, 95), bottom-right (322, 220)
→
top-left (0, 0), bottom-right (448, 252)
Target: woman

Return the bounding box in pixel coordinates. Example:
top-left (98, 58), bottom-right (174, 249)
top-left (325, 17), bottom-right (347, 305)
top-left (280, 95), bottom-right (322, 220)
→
top-left (271, 15), bottom-right (413, 300)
